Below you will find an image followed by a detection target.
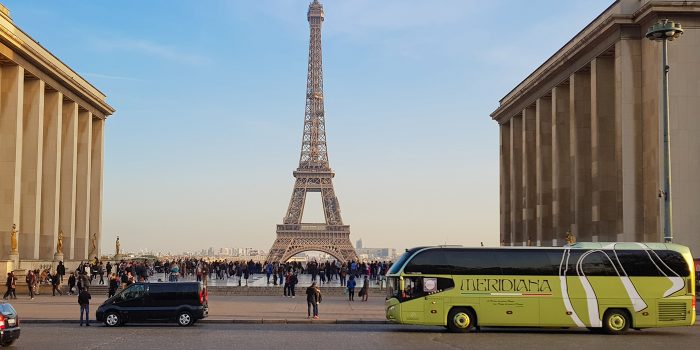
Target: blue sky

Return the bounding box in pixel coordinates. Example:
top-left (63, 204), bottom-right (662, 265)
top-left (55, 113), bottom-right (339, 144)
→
top-left (3, 0), bottom-right (612, 254)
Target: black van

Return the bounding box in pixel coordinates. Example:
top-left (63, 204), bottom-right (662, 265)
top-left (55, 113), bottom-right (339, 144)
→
top-left (96, 282), bottom-right (208, 327)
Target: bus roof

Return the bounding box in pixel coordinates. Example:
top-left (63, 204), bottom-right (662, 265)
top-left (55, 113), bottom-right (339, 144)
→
top-left (414, 242), bottom-right (689, 251)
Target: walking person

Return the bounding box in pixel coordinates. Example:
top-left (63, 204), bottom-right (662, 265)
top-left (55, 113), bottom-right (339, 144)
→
top-left (51, 271), bottom-right (63, 296)
top-left (98, 262), bottom-right (105, 285)
top-left (25, 270), bottom-right (36, 299)
top-left (78, 287), bottom-right (91, 326)
top-left (360, 275), bottom-right (369, 302)
top-left (2, 272), bottom-right (16, 300)
top-left (305, 282), bottom-right (322, 319)
top-left (347, 275), bottom-right (356, 302)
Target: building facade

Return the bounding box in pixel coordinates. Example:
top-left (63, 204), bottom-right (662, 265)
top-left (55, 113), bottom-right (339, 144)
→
top-left (0, 4), bottom-right (114, 270)
top-left (491, 0), bottom-right (700, 254)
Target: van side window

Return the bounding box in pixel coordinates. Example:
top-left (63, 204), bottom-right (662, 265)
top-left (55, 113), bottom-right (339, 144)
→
top-left (122, 284), bottom-right (146, 301)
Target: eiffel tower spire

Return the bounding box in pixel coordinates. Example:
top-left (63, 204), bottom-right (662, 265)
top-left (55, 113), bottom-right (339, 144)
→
top-left (267, 0), bottom-right (358, 263)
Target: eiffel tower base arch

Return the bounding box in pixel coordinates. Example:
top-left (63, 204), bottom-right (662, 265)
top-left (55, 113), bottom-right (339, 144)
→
top-left (267, 224), bottom-right (358, 263)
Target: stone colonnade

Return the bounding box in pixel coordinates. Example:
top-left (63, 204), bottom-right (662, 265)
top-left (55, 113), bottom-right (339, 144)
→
top-left (499, 43), bottom-right (641, 246)
top-left (0, 63), bottom-right (105, 261)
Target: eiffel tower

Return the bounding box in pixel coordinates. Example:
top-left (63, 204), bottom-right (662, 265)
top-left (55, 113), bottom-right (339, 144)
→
top-left (266, 0), bottom-right (358, 263)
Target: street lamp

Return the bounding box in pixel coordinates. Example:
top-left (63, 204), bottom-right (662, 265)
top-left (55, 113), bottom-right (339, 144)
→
top-left (645, 19), bottom-right (683, 243)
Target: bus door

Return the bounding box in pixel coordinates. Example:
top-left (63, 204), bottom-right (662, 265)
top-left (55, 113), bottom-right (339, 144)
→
top-left (423, 277), bottom-right (444, 325)
top-left (400, 276), bottom-right (424, 322)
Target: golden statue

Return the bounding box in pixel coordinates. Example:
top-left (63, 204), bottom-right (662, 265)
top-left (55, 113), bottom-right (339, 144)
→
top-left (56, 230), bottom-right (64, 254)
top-left (565, 230), bottom-right (576, 245)
top-left (90, 232), bottom-right (98, 255)
top-left (115, 236), bottom-right (121, 255)
top-left (10, 224), bottom-right (18, 253)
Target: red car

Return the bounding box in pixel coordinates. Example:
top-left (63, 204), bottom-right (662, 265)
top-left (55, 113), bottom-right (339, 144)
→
top-left (0, 302), bottom-right (19, 347)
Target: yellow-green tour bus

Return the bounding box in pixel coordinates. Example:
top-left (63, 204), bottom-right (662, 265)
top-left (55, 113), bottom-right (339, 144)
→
top-left (385, 243), bottom-right (696, 334)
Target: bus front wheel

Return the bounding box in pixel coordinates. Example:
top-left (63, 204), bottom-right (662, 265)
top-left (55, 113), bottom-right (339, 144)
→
top-left (447, 307), bottom-right (476, 333)
top-left (602, 309), bottom-right (630, 335)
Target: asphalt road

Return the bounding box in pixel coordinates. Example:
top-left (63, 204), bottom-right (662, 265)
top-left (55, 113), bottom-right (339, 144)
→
top-left (10, 323), bottom-right (700, 350)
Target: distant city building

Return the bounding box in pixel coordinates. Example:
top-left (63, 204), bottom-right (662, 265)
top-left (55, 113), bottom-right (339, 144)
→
top-left (356, 239), bottom-right (363, 250)
top-left (357, 247), bottom-right (395, 261)
top-left (490, 0), bottom-right (700, 253)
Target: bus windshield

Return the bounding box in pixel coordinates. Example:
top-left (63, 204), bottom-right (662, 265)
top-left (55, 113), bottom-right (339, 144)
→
top-left (388, 247), bottom-right (425, 275)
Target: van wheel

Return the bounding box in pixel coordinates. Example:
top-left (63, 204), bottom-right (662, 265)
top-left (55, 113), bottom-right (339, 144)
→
top-left (603, 309), bottom-right (630, 335)
top-left (447, 307), bottom-right (476, 333)
top-left (104, 312), bottom-right (121, 327)
top-left (177, 311), bottom-right (193, 327)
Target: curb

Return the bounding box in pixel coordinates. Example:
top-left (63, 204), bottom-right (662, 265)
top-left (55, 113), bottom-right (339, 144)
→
top-left (19, 319), bottom-right (392, 325)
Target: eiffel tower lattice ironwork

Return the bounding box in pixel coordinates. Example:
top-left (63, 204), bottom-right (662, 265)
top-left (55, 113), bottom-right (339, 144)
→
top-left (267, 0), bottom-right (358, 263)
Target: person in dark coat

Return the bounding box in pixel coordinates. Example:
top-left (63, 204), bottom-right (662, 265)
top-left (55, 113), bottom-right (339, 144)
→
top-left (67, 272), bottom-right (77, 296)
top-left (78, 287), bottom-right (91, 326)
top-left (305, 282), bottom-right (322, 319)
top-left (2, 272), bottom-right (16, 300)
top-left (57, 261), bottom-right (66, 283)
top-left (108, 274), bottom-right (119, 298)
top-left (51, 271), bottom-right (63, 296)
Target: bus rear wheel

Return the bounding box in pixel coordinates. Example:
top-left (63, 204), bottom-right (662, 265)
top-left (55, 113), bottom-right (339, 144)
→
top-left (447, 307), bottom-right (476, 333)
top-left (602, 309), bottom-right (630, 335)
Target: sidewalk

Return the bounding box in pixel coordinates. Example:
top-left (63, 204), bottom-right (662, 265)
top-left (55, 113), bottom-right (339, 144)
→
top-left (7, 293), bottom-right (387, 324)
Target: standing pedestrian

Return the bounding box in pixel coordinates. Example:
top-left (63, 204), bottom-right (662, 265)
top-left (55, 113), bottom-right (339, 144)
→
top-left (305, 282), bottom-right (322, 319)
top-left (289, 273), bottom-right (298, 298)
top-left (108, 274), bottom-right (119, 298)
top-left (57, 261), bottom-right (65, 283)
top-left (67, 272), bottom-right (76, 295)
top-left (25, 270), bottom-right (36, 299)
top-left (266, 263), bottom-right (273, 284)
top-left (347, 275), bottom-right (356, 302)
top-left (361, 275), bottom-right (369, 301)
top-left (78, 287), bottom-right (91, 326)
top-left (283, 271), bottom-right (291, 297)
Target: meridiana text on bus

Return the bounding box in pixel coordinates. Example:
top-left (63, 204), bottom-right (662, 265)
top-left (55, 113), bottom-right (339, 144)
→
top-left (461, 278), bottom-right (553, 293)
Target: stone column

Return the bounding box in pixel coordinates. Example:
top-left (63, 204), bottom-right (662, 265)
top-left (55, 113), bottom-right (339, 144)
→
top-left (522, 106), bottom-right (536, 246)
top-left (570, 70), bottom-right (592, 241)
top-left (615, 38), bottom-right (643, 242)
top-left (536, 96), bottom-right (552, 246)
top-left (20, 78), bottom-right (44, 259)
top-left (591, 56), bottom-right (618, 242)
top-left (41, 91), bottom-right (62, 260)
top-left (510, 115), bottom-right (523, 245)
top-left (89, 117), bottom-right (104, 259)
top-left (500, 121), bottom-right (511, 246)
top-left (0, 65), bottom-right (24, 260)
top-left (552, 85), bottom-right (571, 246)
top-left (74, 110), bottom-right (92, 261)
top-left (60, 101), bottom-right (78, 260)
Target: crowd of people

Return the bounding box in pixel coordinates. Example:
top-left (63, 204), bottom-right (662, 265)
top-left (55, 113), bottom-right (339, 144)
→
top-left (1, 257), bottom-right (393, 322)
top-left (3, 257), bottom-right (392, 305)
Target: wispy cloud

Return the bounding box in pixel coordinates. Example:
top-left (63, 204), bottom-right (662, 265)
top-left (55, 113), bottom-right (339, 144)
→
top-left (89, 37), bottom-right (212, 65)
top-left (81, 72), bottom-right (147, 82)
